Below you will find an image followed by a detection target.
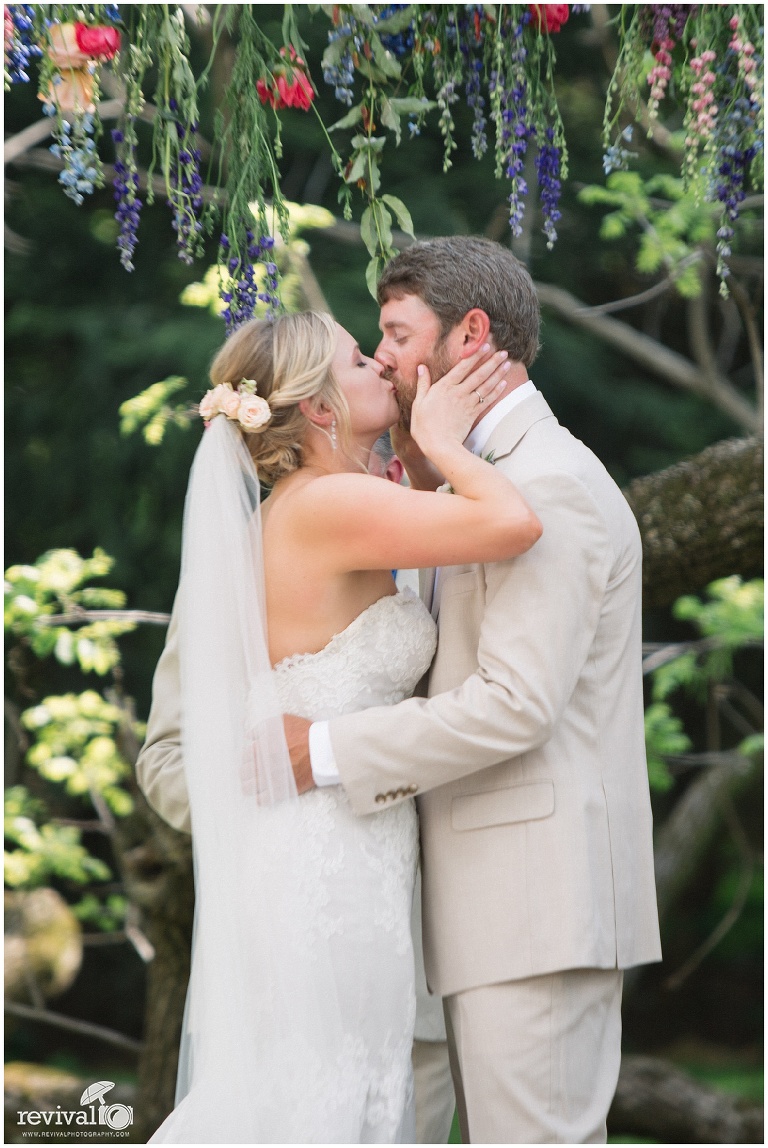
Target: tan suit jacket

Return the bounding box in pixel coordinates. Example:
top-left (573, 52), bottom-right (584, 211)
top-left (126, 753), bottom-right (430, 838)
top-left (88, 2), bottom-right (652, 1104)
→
top-left (329, 393), bottom-right (662, 998)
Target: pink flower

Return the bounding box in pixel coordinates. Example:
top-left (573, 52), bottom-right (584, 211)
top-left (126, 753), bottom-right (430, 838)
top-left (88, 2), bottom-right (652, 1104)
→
top-left (74, 22), bottom-right (121, 61)
top-left (237, 394), bottom-right (272, 431)
top-left (529, 4), bottom-right (570, 34)
top-left (199, 383), bottom-right (239, 421)
top-left (256, 46), bottom-right (315, 112)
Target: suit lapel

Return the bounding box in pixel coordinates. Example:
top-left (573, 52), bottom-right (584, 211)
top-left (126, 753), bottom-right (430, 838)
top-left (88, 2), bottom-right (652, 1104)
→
top-left (482, 391), bottom-right (555, 463)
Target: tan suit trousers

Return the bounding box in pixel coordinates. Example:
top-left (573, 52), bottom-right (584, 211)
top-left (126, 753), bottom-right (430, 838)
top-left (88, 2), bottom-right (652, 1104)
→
top-left (444, 968), bottom-right (623, 1144)
top-left (413, 1038), bottom-right (456, 1143)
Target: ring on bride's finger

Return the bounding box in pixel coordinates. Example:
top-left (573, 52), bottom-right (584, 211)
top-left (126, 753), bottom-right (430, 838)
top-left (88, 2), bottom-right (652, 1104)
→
top-left (477, 393), bottom-right (485, 404)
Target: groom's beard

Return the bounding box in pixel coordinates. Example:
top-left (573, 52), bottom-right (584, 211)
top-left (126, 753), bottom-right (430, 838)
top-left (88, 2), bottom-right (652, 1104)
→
top-left (394, 339), bottom-right (454, 431)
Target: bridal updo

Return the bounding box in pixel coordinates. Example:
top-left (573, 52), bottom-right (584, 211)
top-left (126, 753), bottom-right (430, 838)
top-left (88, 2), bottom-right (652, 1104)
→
top-left (207, 311), bottom-right (349, 485)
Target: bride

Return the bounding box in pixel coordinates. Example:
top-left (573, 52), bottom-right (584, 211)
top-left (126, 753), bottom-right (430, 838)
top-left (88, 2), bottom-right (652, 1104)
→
top-left (140, 309), bottom-right (541, 1143)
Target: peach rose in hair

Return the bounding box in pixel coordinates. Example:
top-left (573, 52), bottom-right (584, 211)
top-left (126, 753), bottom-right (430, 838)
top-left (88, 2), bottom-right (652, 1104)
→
top-left (237, 394), bottom-right (272, 431)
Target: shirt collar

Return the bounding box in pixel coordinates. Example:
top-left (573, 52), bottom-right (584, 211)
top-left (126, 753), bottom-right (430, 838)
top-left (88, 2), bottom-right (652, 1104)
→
top-left (464, 380), bottom-right (537, 456)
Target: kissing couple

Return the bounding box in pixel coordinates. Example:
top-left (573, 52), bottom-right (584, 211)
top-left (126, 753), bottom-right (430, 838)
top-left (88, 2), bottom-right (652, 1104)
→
top-left (138, 235), bottom-right (661, 1144)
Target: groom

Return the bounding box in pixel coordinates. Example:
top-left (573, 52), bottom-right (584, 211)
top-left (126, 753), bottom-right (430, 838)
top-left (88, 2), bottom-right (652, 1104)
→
top-left (285, 236), bottom-right (662, 1143)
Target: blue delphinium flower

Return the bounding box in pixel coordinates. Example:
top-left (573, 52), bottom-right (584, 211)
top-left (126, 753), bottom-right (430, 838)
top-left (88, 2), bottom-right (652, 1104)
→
top-left (535, 127), bottom-right (562, 248)
top-left (5, 5), bottom-right (42, 87)
top-left (48, 111), bottom-right (100, 207)
top-left (323, 17), bottom-right (357, 106)
top-left (603, 125), bottom-right (638, 176)
top-left (220, 231), bottom-right (281, 336)
top-left (167, 100), bottom-right (204, 265)
top-left (111, 124), bottom-right (142, 271)
top-left (461, 57), bottom-right (484, 158)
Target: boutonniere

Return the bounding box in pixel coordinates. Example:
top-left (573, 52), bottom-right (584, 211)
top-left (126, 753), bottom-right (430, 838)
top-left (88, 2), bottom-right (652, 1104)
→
top-left (438, 450), bottom-right (497, 496)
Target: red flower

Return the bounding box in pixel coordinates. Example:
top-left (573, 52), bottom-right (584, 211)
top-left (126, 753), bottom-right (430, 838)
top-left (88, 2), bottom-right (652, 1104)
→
top-left (74, 21), bottom-right (121, 60)
top-left (529, 5), bottom-right (570, 34)
top-left (256, 48), bottom-right (315, 112)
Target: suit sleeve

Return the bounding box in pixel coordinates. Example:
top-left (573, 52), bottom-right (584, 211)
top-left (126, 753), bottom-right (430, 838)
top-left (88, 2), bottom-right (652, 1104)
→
top-left (135, 602), bottom-right (192, 834)
top-left (329, 472), bottom-right (614, 815)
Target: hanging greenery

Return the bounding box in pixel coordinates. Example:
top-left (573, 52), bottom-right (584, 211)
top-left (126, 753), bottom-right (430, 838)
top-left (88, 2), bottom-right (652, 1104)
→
top-left (4, 3), bottom-right (764, 318)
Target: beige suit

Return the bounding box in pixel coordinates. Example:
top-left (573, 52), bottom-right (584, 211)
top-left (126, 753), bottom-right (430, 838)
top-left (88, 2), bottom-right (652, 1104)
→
top-left (328, 393), bottom-right (661, 1141)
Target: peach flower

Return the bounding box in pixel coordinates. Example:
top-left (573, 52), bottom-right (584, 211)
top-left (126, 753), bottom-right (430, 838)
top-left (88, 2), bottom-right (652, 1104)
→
top-left (237, 394), bottom-right (272, 431)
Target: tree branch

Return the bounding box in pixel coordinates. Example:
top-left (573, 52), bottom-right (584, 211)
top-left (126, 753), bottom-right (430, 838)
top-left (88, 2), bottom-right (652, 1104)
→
top-left (5, 1001), bottom-right (143, 1054)
top-left (609, 1054), bottom-right (764, 1143)
top-left (624, 436), bottom-right (764, 608)
top-left (536, 281), bottom-right (760, 432)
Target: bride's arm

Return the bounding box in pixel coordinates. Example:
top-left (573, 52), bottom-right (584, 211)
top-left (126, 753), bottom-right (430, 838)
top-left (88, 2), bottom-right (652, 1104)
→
top-left (390, 424), bottom-right (444, 492)
top-left (289, 355), bottom-right (543, 573)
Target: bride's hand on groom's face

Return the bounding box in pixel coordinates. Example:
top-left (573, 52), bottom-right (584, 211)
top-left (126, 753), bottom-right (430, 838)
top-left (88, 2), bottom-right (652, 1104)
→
top-left (410, 346), bottom-right (510, 457)
top-left (283, 714), bottom-right (315, 795)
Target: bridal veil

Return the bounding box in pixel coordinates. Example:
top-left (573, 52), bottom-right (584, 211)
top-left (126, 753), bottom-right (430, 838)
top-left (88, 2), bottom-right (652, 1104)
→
top-left (150, 416), bottom-right (349, 1143)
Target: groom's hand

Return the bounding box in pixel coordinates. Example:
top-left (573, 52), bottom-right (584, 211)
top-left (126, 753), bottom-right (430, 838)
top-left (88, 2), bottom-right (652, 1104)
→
top-left (283, 714), bottom-right (315, 794)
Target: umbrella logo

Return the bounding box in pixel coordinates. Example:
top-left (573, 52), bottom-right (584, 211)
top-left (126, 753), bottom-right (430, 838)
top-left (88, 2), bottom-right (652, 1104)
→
top-left (79, 1080), bottom-right (133, 1131)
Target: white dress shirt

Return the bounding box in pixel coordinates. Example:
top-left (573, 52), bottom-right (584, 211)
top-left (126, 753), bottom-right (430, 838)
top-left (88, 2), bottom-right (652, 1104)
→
top-left (309, 381), bottom-right (537, 787)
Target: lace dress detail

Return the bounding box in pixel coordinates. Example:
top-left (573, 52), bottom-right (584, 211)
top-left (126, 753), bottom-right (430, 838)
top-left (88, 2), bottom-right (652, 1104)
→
top-left (152, 590), bottom-right (436, 1146)
top-left (262, 588), bottom-right (437, 1143)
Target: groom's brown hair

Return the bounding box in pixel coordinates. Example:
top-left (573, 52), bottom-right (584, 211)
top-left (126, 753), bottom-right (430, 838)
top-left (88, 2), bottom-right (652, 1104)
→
top-left (377, 236), bottom-right (541, 368)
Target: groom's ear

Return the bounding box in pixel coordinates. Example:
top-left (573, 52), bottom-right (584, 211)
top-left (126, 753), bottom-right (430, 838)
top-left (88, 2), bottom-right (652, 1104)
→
top-left (457, 308), bottom-right (492, 359)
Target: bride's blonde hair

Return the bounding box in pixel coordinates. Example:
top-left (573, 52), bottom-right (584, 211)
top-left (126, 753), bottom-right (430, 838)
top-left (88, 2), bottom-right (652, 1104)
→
top-left (208, 311), bottom-right (349, 485)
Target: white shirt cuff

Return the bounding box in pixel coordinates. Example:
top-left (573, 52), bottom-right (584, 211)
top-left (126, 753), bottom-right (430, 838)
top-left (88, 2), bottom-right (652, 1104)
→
top-left (308, 721), bottom-right (341, 787)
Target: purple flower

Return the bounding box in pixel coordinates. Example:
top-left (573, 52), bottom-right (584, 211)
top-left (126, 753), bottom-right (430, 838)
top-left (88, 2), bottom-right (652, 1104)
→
top-left (112, 120), bottom-right (142, 271)
top-left (166, 110), bottom-right (203, 265)
top-left (535, 128), bottom-right (562, 248)
top-left (220, 230), bottom-right (281, 336)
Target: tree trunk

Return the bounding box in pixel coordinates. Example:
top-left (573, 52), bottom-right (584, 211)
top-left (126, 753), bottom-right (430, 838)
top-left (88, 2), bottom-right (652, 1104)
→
top-left (112, 798), bottom-right (194, 1142)
top-left (609, 1054), bottom-right (764, 1143)
top-left (624, 436), bottom-right (763, 609)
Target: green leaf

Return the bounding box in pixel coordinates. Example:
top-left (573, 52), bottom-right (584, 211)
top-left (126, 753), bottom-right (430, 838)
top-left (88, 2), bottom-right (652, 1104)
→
top-left (329, 105), bottom-right (364, 133)
top-left (381, 194), bottom-right (415, 237)
top-left (387, 96), bottom-right (436, 115)
top-left (365, 256), bottom-right (382, 301)
top-left (376, 204), bottom-right (393, 252)
top-left (379, 97), bottom-right (402, 145)
top-left (369, 33), bottom-right (402, 79)
top-left (739, 733), bottom-right (764, 758)
top-left (360, 206), bottom-right (377, 256)
top-left (371, 4), bottom-right (417, 33)
top-left (345, 151), bottom-right (367, 184)
top-left (599, 212), bottom-right (627, 241)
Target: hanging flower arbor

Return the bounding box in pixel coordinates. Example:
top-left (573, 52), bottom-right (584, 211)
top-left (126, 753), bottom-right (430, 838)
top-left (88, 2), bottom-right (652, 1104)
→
top-left (4, 4), bottom-right (764, 328)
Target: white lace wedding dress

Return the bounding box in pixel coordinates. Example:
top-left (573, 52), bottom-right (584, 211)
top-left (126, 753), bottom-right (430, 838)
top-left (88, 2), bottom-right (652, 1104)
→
top-left (153, 587), bottom-right (437, 1145)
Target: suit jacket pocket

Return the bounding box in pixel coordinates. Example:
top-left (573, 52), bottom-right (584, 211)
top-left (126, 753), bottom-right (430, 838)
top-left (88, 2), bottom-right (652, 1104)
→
top-left (451, 781), bottom-right (555, 831)
top-left (440, 569), bottom-right (480, 599)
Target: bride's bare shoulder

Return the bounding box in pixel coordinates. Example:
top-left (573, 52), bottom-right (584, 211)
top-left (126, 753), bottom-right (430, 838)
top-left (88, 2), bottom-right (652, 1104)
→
top-left (280, 472), bottom-right (405, 529)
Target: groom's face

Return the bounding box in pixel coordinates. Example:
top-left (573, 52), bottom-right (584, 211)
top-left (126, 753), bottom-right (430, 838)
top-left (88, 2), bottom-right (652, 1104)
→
top-left (376, 294), bottom-right (458, 428)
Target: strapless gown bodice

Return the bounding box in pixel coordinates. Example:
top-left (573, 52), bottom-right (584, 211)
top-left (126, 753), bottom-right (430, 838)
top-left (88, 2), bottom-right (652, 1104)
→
top-left (272, 587), bottom-right (437, 720)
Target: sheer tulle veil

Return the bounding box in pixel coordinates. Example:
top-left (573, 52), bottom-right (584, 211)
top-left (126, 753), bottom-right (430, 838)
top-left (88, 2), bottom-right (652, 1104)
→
top-left (150, 416), bottom-right (347, 1143)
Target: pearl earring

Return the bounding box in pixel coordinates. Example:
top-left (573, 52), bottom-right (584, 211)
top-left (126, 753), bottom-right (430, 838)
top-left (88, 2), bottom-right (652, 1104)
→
top-left (331, 418), bottom-right (337, 449)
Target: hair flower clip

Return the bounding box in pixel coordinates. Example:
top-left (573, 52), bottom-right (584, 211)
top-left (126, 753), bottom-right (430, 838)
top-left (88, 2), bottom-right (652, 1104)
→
top-left (198, 380), bottom-right (271, 432)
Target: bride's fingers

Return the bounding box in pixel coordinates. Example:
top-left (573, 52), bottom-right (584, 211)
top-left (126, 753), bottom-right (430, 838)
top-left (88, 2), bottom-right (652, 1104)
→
top-left (472, 361), bottom-right (512, 401)
top-left (451, 350), bottom-right (509, 394)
